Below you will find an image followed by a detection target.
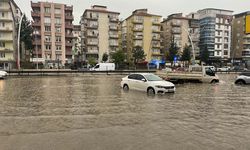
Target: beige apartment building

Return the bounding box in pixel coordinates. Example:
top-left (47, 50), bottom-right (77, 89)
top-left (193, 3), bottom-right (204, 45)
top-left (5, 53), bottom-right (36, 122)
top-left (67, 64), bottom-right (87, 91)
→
top-left (232, 11), bottom-right (250, 67)
top-left (122, 9), bottom-right (162, 63)
top-left (161, 13), bottom-right (189, 58)
top-left (80, 5), bottom-right (120, 62)
top-left (0, 0), bottom-right (22, 69)
top-left (31, 1), bottom-right (74, 68)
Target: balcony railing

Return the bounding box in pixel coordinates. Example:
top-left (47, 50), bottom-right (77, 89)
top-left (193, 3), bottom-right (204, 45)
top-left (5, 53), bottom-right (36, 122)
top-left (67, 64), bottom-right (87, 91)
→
top-left (65, 15), bottom-right (74, 20)
top-left (109, 18), bottom-right (119, 22)
top-left (32, 21), bottom-right (41, 26)
top-left (133, 28), bottom-right (143, 32)
top-left (31, 12), bottom-right (40, 17)
top-left (65, 6), bottom-right (73, 11)
top-left (65, 33), bottom-right (74, 38)
top-left (31, 2), bottom-right (40, 8)
top-left (65, 24), bottom-right (73, 29)
top-left (0, 27), bottom-right (13, 31)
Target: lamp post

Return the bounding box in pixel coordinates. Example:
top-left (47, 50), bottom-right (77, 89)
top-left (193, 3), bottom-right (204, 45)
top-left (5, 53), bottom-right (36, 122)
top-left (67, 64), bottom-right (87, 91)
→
top-left (17, 14), bottom-right (25, 70)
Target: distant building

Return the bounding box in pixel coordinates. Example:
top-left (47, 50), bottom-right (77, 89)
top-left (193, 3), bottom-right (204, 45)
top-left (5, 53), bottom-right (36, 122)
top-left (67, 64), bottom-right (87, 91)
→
top-left (122, 9), bottom-right (162, 63)
top-left (198, 8), bottom-right (233, 64)
top-left (0, 0), bottom-right (22, 69)
top-left (232, 11), bottom-right (250, 68)
top-left (80, 5), bottom-right (120, 62)
top-left (31, 1), bottom-right (74, 68)
top-left (161, 13), bottom-right (189, 58)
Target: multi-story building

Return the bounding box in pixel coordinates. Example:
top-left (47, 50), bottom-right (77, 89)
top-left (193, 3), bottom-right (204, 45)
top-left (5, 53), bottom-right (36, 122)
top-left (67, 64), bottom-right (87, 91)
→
top-left (232, 11), bottom-right (250, 68)
top-left (31, 1), bottom-right (74, 68)
top-left (80, 5), bottom-right (120, 62)
top-left (161, 13), bottom-right (189, 58)
top-left (0, 0), bottom-right (22, 69)
top-left (122, 9), bottom-right (162, 63)
top-left (198, 8), bottom-right (233, 63)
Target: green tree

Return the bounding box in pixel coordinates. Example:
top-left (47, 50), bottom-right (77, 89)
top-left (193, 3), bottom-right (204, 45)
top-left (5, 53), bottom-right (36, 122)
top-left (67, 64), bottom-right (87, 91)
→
top-left (132, 46), bottom-right (146, 65)
top-left (181, 45), bottom-right (191, 61)
top-left (102, 53), bottom-right (109, 62)
top-left (18, 15), bottom-right (33, 53)
top-left (167, 38), bottom-right (179, 66)
top-left (110, 50), bottom-right (125, 68)
top-left (200, 45), bottom-right (210, 65)
top-left (88, 57), bottom-right (97, 66)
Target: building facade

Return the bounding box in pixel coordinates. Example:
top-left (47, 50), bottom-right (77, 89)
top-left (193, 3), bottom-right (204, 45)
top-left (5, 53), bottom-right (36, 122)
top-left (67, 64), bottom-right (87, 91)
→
top-left (0, 0), bottom-right (22, 69)
top-left (31, 1), bottom-right (74, 68)
top-left (232, 11), bottom-right (250, 68)
top-left (72, 25), bottom-right (82, 64)
top-left (122, 9), bottom-right (162, 63)
top-left (198, 8), bottom-right (233, 63)
top-left (80, 5), bottom-right (120, 63)
top-left (161, 13), bottom-right (189, 60)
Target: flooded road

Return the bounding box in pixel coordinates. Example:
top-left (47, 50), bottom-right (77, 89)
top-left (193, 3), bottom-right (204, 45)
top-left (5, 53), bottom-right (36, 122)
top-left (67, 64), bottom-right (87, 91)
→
top-left (0, 74), bottom-right (250, 150)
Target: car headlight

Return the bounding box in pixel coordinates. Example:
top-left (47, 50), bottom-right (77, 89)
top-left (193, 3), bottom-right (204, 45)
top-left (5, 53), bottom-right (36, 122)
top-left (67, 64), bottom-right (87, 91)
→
top-left (155, 85), bottom-right (165, 88)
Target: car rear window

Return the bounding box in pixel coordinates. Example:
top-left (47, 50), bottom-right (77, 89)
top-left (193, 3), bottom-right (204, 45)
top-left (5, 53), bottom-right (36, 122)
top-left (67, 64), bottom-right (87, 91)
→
top-left (240, 73), bottom-right (250, 77)
top-left (128, 74), bottom-right (137, 80)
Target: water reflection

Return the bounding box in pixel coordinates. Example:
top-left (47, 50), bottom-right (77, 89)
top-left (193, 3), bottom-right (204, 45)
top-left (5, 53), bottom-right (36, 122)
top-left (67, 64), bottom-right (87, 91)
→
top-left (0, 74), bottom-right (249, 150)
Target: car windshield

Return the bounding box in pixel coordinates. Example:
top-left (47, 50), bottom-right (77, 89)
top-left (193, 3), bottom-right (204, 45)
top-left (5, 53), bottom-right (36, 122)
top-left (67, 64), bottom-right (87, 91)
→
top-left (144, 74), bottom-right (163, 81)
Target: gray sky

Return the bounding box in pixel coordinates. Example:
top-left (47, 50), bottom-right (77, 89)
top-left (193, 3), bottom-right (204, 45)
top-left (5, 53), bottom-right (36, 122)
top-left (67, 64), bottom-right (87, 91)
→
top-left (15, 0), bottom-right (250, 24)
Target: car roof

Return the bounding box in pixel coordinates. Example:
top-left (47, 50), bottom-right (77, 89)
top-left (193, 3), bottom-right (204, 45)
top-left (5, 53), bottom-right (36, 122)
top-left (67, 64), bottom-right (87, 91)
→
top-left (129, 73), bottom-right (154, 76)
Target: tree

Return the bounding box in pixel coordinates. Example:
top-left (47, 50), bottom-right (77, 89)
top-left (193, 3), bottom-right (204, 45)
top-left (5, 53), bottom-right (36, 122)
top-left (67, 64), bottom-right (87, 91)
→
top-left (132, 46), bottom-right (146, 65)
top-left (88, 57), bottom-right (97, 66)
top-left (102, 53), bottom-right (109, 62)
top-left (200, 45), bottom-right (210, 65)
top-left (110, 50), bottom-right (125, 68)
top-left (181, 45), bottom-right (191, 66)
top-left (167, 38), bottom-right (179, 66)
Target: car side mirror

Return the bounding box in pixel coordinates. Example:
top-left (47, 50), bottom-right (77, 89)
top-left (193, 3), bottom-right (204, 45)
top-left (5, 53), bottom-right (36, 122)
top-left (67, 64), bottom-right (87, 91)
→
top-left (141, 78), bottom-right (146, 82)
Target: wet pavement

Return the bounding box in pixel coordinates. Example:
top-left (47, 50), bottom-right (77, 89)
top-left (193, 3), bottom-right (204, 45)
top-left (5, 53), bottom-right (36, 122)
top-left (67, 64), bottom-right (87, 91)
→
top-left (0, 74), bottom-right (250, 150)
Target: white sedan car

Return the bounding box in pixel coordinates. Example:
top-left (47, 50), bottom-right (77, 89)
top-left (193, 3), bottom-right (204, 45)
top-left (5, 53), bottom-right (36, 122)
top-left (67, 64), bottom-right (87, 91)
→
top-left (0, 70), bottom-right (8, 79)
top-left (121, 73), bottom-right (175, 94)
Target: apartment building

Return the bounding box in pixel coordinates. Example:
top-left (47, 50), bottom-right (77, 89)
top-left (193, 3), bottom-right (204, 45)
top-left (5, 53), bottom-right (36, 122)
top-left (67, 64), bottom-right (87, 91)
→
top-left (122, 9), bottom-right (162, 63)
top-left (31, 1), bottom-right (74, 68)
top-left (72, 25), bottom-right (82, 63)
top-left (161, 13), bottom-right (189, 58)
top-left (232, 11), bottom-right (250, 67)
top-left (0, 0), bottom-right (22, 69)
top-left (198, 8), bottom-right (233, 63)
top-left (80, 5), bottom-right (120, 62)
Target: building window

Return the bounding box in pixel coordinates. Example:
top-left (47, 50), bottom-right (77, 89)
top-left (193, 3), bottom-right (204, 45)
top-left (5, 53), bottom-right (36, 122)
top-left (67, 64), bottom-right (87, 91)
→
top-left (55, 8), bottom-right (61, 14)
top-left (45, 45), bottom-right (51, 50)
top-left (45, 7), bottom-right (51, 13)
top-left (0, 42), bottom-right (5, 47)
top-left (216, 51), bottom-right (220, 55)
top-left (224, 44), bottom-right (228, 49)
top-left (56, 46), bottom-right (61, 50)
top-left (56, 27), bottom-right (61, 32)
top-left (224, 51), bottom-right (228, 55)
top-left (56, 36), bottom-right (61, 42)
top-left (0, 52), bottom-right (5, 58)
top-left (45, 36), bottom-right (51, 42)
top-left (1, 12), bottom-right (4, 17)
top-left (44, 17), bottom-right (51, 24)
top-left (55, 18), bottom-right (61, 25)
top-left (45, 26), bottom-right (51, 32)
top-left (56, 54), bottom-right (62, 60)
top-left (0, 22), bottom-right (5, 27)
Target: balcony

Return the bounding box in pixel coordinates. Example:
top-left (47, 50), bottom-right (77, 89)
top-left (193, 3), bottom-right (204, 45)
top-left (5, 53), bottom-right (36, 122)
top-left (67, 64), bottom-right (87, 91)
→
top-left (109, 26), bottom-right (118, 30)
top-left (152, 44), bottom-right (161, 48)
top-left (133, 28), bottom-right (143, 32)
top-left (86, 50), bottom-right (99, 54)
top-left (109, 18), bottom-right (119, 22)
top-left (65, 24), bottom-right (73, 29)
top-left (32, 21), bottom-right (41, 26)
top-left (31, 12), bottom-right (40, 17)
top-left (32, 50), bottom-right (42, 55)
top-left (109, 35), bottom-right (119, 39)
top-left (152, 22), bottom-right (161, 26)
top-left (0, 27), bottom-right (13, 32)
top-left (133, 20), bottom-right (143, 24)
top-left (86, 24), bottom-right (98, 29)
top-left (87, 42), bottom-right (98, 46)
top-left (133, 35), bottom-right (143, 40)
top-left (171, 29), bottom-right (181, 34)
top-left (65, 15), bottom-right (74, 20)
top-left (32, 40), bottom-right (41, 45)
top-left (66, 50), bottom-right (72, 56)
top-left (0, 17), bottom-right (12, 22)
top-left (152, 29), bottom-right (161, 33)
top-left (109, 43), bottom-right (119, 47)
top-left (85, 17), bottom-right (98, 21)
top-left (66, 42), bottom-right (73, 47)
top-left (65, 6), bottom-right (73, 11)
top-left (65, 33), bottom-right (74, 38)
top-left (171, 22), bottom-right (182, 27)
top-left (152, 51), bottom-right (163, 56)
top-left (242, 50), bottom-right (250, 58)
top-left (152, 36), bottom-right (160, 41)
top-left (31, 2), bottom-right (40, 8)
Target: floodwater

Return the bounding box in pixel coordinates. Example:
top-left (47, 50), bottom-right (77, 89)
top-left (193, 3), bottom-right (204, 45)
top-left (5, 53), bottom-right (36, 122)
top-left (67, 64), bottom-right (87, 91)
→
top-left (0, 74), bottom-right (249, 150)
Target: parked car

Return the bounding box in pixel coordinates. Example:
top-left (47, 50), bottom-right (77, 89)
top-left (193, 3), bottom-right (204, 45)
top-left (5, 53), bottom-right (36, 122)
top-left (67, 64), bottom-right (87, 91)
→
top-left (0, 70), bottom-right (8, 79)
top-left (231, 66), bottom-right (248, 71)
top-left (217, 66), bottom-right (231, 71)
top-left (235, 72), bottom-right (250, 85)
top-left (121, 73), bottom-right (175, 94)
top-left (90, 63), bottom-right (115, 71)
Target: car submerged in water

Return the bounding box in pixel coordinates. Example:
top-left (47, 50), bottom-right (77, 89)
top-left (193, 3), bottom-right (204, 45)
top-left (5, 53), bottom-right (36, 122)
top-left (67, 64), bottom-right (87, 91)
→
top-left (235, 72), bottom-right (250, 85)
top-left (121, 73), bottom-right (175, 94)
top-left (0, 70), bottom-right (8, 79)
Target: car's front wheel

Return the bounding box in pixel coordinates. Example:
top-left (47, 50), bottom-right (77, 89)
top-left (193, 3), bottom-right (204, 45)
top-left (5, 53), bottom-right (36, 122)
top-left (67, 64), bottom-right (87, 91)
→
top-left (123, 84), bottom-right (129, 91)
top-left (147, 87), bottom-right (155, 95)
top-left (235, 80), bottom-right (245, 85)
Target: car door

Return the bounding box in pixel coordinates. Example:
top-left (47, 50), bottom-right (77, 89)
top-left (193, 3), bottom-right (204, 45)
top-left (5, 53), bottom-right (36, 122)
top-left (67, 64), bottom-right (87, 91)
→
top-left (135, 74), bottom-right (147, 92)
top-left (245, 73), bottom-right (250, 84)
top-left (127, 74), bottom-right (137, 90)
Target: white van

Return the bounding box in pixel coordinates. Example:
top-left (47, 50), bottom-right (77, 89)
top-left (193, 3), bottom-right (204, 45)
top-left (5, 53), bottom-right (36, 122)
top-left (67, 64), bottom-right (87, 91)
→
top-left (90, 63), bottom-right (115, 71)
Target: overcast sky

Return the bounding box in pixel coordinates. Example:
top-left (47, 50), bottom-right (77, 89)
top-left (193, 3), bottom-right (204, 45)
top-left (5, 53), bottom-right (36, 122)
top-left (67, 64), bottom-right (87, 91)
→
top-left (15, 0), bottom-right (250, 24)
